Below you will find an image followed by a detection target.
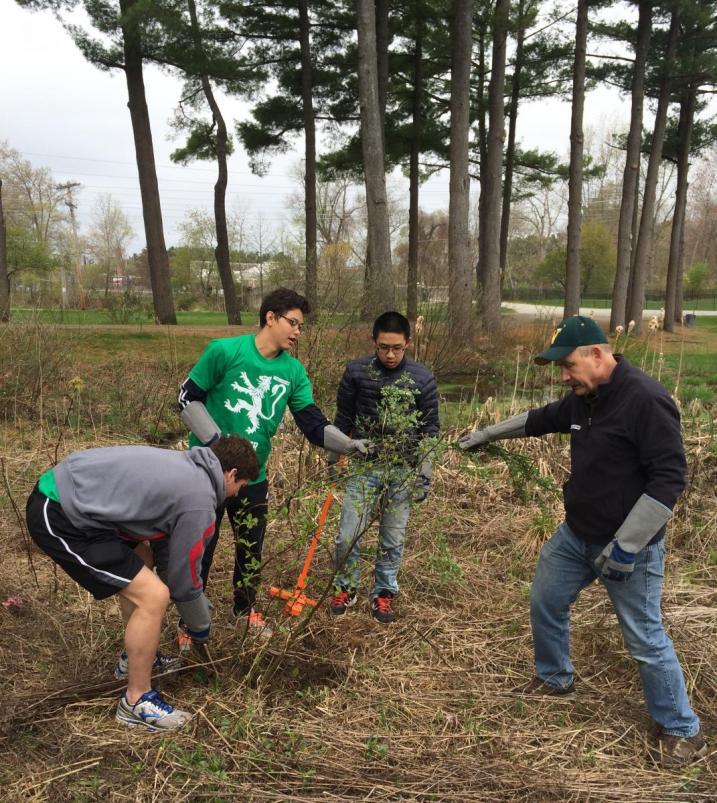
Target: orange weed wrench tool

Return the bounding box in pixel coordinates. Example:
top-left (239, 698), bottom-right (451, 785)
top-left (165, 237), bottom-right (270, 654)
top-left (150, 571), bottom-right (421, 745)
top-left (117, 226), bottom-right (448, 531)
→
top-left (269, 491), bottom-right (335, 616)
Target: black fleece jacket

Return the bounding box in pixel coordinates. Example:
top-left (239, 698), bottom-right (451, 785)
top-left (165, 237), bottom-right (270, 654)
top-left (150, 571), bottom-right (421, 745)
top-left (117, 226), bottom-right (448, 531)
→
top-left (525, 356), bottom-right (686, 546)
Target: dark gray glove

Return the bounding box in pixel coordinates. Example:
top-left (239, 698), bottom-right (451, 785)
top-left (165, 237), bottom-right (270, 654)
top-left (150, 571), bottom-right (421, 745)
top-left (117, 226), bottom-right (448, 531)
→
top-left (457, 411), bottom-right (529, 451)
top-left (413, 457), bottom-right (432, 503)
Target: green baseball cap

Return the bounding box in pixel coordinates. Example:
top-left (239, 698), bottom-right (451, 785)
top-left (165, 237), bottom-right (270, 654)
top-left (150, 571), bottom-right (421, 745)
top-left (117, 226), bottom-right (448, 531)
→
top-left (535, 315), bottom-right (608, 365)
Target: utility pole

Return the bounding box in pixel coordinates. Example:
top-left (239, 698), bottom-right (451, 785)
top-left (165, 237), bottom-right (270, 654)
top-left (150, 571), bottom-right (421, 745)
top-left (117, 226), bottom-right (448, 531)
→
top-left (0, 179), bottom-right (10, 321)
top-left (57, 182), bottom-right (85, 310)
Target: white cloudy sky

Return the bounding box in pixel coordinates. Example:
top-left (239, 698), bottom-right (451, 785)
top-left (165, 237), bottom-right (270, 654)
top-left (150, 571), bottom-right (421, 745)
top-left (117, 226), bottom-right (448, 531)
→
top-left (1, 0), bottom-right (634, 250)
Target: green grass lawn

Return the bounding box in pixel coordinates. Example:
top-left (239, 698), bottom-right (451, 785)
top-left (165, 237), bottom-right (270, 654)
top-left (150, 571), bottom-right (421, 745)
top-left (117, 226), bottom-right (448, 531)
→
top-left (10, 307), bottom-right (261, 326)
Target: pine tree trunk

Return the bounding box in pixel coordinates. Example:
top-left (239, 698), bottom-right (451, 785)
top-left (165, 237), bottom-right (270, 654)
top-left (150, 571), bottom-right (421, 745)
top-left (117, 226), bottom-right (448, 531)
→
top-left (448, 0), bottom-right (474, 339)
top-left (356, 0), bottom-right (394, 318)
top-left (664, 85), bottom-right (696, 332)
top-left (475, 22), bottom-right (488, 296)
top-left (480, 0), bottom-right (509, 332)
top-left (499, 0), bottom-right (526, 286)
top-left (627, 7), bottom-right (680, 334)
top-left (564, 0), bottom-right (588, 319)
top-left (407, 7), bottom-right (423, 325)
top-left (186, 0), bottom-right (241, 326)
top-left (610, 0), bottom-right (651, 332)
top-left (119, 0), bottom-right (176, 324)
top-left (299, 0), bottom-right (318, 317)
top-left (0, 180), bottom-right (9, 322)
top-left (375, 0), bottom-right (389, 145)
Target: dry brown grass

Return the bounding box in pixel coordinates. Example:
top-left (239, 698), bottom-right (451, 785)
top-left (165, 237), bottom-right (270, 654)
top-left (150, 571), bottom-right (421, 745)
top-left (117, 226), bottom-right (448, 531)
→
top-left (1, 425), bottom-right (716, 802)
top-left (1, 320), bottom-right (716, 801)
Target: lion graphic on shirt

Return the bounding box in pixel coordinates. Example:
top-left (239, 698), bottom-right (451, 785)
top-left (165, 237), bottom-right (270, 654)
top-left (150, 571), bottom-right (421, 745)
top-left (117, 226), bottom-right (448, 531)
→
top-left (224, 372), bottom-right (289, 434)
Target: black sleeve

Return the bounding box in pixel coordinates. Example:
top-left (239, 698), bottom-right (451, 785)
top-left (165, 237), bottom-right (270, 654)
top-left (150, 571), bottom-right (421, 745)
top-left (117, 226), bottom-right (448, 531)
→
top-left (292, 403), bottom-right (330, 447)
top-left (633, 393), bottom-right (687, 509)
top-left (418, 373), bottom-right (440, 438)
top-left (334, 367), bottom-right (356, 435)
top-left (178, 377), bottom-right (207, 411)
top-left (150, 538), bottom-right (169, 585)
top-left (525, 396), bottom-right (572, 436)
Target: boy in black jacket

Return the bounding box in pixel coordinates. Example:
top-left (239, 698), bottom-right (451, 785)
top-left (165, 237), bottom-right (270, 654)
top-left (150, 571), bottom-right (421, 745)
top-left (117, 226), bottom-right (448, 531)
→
top-left (458, 315), bottom-right (705, 768)
top-left (328, 311), bottom-right (439, 623)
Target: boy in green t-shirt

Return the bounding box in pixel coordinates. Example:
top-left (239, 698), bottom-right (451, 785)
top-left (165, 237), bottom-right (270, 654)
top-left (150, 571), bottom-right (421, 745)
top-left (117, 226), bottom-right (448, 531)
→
top-left (178, 288), bottom-right (369, 637)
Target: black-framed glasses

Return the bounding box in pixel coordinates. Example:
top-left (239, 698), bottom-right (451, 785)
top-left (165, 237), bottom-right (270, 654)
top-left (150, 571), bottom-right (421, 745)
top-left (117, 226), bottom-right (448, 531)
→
top-left (278, 314), bottom-right (304, 332)
top-left (376, 344), bottom-right (406, 354)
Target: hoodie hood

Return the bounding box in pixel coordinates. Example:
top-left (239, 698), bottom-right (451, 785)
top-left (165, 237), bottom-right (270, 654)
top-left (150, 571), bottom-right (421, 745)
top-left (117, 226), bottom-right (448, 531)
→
top-left (187, 446), bottom-right (226, 508)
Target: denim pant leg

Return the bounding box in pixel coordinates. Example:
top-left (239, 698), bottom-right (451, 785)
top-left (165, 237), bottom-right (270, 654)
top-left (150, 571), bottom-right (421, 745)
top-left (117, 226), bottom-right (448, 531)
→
top-left (334, 471), bottom-right (381, 592)
top-left (371, 474), bottom-right (412, 600)
top-left (602, 540), bottom-right (700, 737)
top-left (530, 523), bottom-right (597, 689)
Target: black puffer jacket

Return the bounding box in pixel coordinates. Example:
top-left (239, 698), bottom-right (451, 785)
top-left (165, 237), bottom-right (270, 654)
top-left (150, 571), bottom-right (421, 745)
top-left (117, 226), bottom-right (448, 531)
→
top-left (334, 354), bottom-right (439, 458)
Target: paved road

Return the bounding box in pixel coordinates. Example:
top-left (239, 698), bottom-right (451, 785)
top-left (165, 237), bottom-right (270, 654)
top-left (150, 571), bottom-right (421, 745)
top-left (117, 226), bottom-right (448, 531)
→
top-left (503, 302), bottom-right (717, 320)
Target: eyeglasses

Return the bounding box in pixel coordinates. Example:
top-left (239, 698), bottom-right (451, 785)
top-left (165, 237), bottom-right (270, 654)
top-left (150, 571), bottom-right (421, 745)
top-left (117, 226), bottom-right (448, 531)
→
top-left (376, 344), bottom-right (406, 354)
top-left (278, 314), bottom-right (304, 332)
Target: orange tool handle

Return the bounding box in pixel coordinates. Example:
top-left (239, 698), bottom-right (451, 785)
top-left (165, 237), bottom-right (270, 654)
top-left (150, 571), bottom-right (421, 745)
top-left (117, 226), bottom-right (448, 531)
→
top-left (294, 492), bottom-right (334, 592)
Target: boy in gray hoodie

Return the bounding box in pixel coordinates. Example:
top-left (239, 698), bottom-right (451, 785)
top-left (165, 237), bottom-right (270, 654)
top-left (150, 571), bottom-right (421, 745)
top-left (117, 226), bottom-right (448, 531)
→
top-left (25, 435), bottom-right (259, 732)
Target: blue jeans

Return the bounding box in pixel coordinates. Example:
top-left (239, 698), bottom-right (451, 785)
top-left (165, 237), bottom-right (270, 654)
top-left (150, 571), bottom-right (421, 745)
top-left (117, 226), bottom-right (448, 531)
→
top-left (334, 466), bottom-right (412, 599)
top-left (531, 522), bottom-right (700, 737)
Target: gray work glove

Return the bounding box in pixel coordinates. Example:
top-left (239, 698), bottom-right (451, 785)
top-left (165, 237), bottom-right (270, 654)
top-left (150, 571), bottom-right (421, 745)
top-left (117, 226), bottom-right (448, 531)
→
top-left (181, 401), bottom-right (221, 446)
top-left (323, 424), bottom-right (372, 456)
top-left (595, 494), bottom-right (672, 582)
top-left (413, 457), bottom-right (432, 503)
top-left (176, 594), bottom-right (212, 641)
top-left (457, 411), bottom-right (529, 451)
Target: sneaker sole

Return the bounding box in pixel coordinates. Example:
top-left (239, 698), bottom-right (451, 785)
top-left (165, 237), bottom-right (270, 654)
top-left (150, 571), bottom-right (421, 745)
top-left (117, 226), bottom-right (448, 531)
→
top-left (115, 712), bottom-right (191, 733)
top-left (116, 712), bottom-right (161, 732)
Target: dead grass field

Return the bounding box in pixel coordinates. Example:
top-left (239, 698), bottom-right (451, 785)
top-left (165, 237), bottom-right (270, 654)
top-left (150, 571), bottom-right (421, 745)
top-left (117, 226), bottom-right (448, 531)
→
top-left (0, 318), bottom-right (716, 802)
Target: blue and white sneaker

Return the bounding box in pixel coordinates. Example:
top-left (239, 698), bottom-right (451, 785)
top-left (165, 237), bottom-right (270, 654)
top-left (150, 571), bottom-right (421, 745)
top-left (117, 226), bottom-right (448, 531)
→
top-left (115, 689), bottom-right (192, 732)
top-left (113, 650), bottom-right (183, 681)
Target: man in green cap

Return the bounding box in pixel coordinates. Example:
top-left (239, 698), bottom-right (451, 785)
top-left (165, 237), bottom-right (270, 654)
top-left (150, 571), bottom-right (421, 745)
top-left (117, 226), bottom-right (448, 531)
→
top-left (458, 315), bottom-right (705, 767)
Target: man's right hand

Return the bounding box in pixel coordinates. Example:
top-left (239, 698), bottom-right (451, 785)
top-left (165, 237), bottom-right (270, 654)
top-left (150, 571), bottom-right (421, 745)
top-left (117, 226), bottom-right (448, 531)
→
top-left (457, 429), bottom-right (490, 451)
top-left (323, 424), bottom-right (374, 456)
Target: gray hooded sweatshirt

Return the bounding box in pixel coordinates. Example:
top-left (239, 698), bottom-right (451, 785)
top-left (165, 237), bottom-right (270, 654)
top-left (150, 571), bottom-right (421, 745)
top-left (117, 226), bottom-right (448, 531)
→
top-left (53, 445), bottom-right (225, 633)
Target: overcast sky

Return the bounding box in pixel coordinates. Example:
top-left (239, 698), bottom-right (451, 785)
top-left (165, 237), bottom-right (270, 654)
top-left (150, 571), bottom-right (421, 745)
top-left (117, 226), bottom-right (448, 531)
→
top-left (1, 0), bottom-right (635, 251)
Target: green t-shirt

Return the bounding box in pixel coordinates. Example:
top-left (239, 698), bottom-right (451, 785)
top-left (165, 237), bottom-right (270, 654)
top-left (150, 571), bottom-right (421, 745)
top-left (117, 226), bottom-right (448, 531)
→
top-left (38, 468), bottom-right (60, 502)
top-left (188, 334), bottom-right (314, 483)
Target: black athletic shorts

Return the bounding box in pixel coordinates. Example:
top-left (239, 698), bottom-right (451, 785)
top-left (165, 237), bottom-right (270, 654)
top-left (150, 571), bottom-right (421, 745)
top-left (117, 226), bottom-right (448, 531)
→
top-left (25, 486), bottom-right (144, 600)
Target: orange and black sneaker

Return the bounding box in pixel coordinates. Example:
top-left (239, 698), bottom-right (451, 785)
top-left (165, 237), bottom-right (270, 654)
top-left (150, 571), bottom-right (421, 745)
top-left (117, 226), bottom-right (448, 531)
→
top-left (329, 588), bottom-right (357, 617)
top-left (371, 591), bottom-right (396, 624)
top-left (233, 608), bottom-right (273, 640)
top-left (177, 625), bottom-right (194, 654)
